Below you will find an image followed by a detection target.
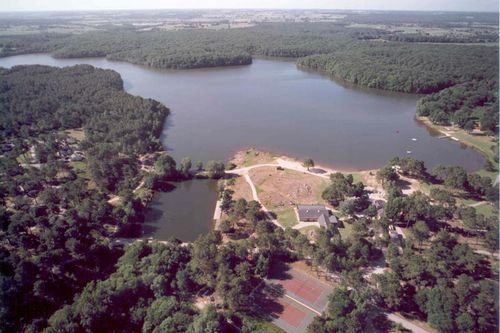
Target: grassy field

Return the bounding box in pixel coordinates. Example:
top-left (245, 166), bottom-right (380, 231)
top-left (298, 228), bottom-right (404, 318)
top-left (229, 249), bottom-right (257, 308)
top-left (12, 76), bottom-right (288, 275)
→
top-left (65, 128), bottom-right (86, 141)
top-left (345, 171), bottom-right (364, 184)
top-left (276, 207), bottom-right (298, 228)
top-left (257, 322), bottom-right (287, 333)
top-left (16, 153), bottom-right (30, 164)
top-left (232, 149), bottom-right (277, 168)
top-left (338, 222), bottom-right (354, 240)
top-left (474, 203), bottom-right (497, 218)
top-left (70, 161), bottom-right (91, 180)
top-left (227, 175), bottom-right (254, 202)
top-left (451, 131), bottom-right (497, 163)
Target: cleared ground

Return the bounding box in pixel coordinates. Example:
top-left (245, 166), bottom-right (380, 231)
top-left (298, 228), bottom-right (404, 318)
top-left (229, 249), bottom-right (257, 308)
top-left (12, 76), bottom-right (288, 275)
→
top-left (231, 148), bottom-right (278, 167)
top-left (226, 175), bottom-right (254, 202)
top-left (249, 166), bottom-right (329, 215)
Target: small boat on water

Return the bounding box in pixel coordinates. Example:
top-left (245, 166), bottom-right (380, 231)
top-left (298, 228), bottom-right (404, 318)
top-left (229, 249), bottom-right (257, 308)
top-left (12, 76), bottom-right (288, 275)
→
top-left (406, 150), bottom-right (412, 154)
top-left (412, 138), bottom-right (417, 141)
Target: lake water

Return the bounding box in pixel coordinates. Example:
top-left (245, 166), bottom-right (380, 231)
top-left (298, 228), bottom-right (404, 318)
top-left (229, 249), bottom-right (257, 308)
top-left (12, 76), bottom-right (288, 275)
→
top-left (142, 180), bottom-right (219, 242)
top-left (0, 54), bottom-right (485, 240)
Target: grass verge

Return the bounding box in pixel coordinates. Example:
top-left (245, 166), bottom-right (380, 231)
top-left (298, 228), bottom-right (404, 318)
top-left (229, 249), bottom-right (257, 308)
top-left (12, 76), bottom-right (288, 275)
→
top-left (276, 207), bottom-right (298, 228)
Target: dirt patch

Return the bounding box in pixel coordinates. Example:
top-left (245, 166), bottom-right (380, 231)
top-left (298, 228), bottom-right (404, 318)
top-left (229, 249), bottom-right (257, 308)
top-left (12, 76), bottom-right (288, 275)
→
top-left (291, 261), bottom-right (339, 287)
top-left (249, 167), bottom-right (329, 210)
top-left (231, 148), bottom-right (278, 167)
top-left (299, 226), bottom-right (320, 241)
top-left (227, 175), bottom-right (254, 202)
top-left (361, 170), bottom-right (387, 200)
top-left (64, 128), bottom-right (85, 141)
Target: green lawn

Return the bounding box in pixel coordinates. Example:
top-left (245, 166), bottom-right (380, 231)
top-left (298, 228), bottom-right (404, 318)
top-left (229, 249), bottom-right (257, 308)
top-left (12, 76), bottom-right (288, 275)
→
top-left (350, 172), bottom-right (365, 184)
top-left (338, 222), bottom-right (354, 240)
top-left (451, 131), bottom-right (497, 162)
top-left (16, 153), bottom-right (30, 164)
top-left (475, 203), bottom-right (497, 218)
top-left (64, 128), bottom-right (86, 141)
top-left (460, 199), bottom-right (478, 206)
top-left (475, 168), bottom-right (498, 181)
top-left (260, 322), bottom-right (286, 333)
top-left (276, 207), bottom-right (298, 228)
top-left (417, 117), bottom-right (499, 178)
top-left (442, 129), bottom-right (499, 179)
top-left (70, 161), bottom-right (91, 180)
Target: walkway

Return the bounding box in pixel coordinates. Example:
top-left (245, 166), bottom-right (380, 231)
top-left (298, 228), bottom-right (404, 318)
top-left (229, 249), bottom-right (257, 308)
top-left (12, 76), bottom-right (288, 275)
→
top-left (107, 180), bottom-right (145, 204)
top-left (468, 201), bottom-right (488, 208)
top-left (386, 313), bottom-right (433, 333)
top-left (292, 221), bottom-right (321, 230)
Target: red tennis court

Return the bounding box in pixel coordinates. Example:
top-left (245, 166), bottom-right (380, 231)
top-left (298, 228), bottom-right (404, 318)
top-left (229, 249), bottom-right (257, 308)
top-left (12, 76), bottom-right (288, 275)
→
top-left (265, 266), bottom-right (334, 332)
top-left (280, 277), bottom-right (323, 304)
top-left (277, 298), bottom-right (307, 328)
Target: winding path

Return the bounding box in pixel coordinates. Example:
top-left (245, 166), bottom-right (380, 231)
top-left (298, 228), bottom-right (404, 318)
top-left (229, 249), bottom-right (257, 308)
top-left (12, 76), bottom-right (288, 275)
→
top-left (223, 159), bottom-right (336, 230)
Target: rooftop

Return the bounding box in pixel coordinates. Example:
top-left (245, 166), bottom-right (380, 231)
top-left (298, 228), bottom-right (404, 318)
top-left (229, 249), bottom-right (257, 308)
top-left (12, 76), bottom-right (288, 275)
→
top-left (297, 204), bottom-right (338, 228)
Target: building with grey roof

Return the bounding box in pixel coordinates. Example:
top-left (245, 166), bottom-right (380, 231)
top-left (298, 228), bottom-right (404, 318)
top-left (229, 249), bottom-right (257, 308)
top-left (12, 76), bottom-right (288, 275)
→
top-left (297, 204), bottom-right (338, 228)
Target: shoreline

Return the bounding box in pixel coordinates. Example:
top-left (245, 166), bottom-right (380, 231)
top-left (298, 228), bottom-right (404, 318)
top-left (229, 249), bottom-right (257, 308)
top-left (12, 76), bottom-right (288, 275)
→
top-left (212, 148), bottom-right (383, 231)
top-left (229, 146), bottom-right (378, 174)
top-left (416, 116), bottom-right (498, 165)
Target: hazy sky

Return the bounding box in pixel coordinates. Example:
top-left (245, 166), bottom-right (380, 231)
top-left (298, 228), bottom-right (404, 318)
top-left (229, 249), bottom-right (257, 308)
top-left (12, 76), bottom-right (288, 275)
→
top-left (1, 0), bottom-right (498, 12)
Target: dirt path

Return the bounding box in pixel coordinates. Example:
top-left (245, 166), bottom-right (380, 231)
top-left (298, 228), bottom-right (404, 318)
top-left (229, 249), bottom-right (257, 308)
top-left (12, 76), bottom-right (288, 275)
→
top-left (468, 201), bottom-right (488, 207)
top-left (107, 180), bottom-right (145, 204)
top-left (227, 161), bottom-right (337, 230)
top-left (293, 221), bottom-right (320, 230)
top-left (230, 158), bottom-right (337, 178)
top-left (242, 171), bottom-right (283, 229)
top-left (386, 313), bottom-right (434, 333)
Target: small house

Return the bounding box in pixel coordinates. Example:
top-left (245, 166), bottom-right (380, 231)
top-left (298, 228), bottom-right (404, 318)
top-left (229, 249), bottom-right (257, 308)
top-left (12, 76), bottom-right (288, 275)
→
top-left (297, 204), bottom-right (338, 228)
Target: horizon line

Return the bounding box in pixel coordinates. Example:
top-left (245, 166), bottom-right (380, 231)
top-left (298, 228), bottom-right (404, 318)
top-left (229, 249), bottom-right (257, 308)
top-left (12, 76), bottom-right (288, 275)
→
top-left (0, 8), bottom-right (498, 14)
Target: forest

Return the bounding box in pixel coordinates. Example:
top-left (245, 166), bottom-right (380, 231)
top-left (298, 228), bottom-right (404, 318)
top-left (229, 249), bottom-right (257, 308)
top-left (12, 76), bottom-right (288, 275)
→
top-left (0, 13), bottom-right (498, 333)
top-left (1, 20), bottom-right (498, 132)
top-left (0, 65), bottom-right (168, 192)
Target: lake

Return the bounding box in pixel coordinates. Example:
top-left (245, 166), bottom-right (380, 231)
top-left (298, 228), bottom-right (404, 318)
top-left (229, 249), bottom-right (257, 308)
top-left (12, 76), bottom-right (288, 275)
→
top-left (0, 54), bottom-right (485, 240)
top-left (142, 180), bottom-right (219, 242)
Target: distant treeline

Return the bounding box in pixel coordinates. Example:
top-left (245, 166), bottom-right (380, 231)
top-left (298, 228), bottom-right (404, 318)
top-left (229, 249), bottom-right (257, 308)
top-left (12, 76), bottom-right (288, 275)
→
top-left (0, 22), bottom-right (498, 131)
top-left (296, 43), bottom-right (498, 132)
top-left (296, 43), bottom-right (497, 94)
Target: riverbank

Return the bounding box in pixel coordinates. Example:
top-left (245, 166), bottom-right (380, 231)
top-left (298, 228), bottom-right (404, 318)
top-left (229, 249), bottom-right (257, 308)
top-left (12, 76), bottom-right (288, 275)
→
top-left (416, 116), bottom-right (498, 178)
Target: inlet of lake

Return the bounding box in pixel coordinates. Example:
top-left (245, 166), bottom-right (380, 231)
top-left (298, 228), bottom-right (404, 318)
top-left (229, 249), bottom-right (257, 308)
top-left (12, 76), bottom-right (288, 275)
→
top-left (0, 54), bottom-right (485, 241)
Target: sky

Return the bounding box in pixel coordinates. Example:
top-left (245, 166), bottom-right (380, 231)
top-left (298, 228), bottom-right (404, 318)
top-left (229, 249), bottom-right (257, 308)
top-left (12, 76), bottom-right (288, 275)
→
top-left (1, 0), bottom-right (498, 12)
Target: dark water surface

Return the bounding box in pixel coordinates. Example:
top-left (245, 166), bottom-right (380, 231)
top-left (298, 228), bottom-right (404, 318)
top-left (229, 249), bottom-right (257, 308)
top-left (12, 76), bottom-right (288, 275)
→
top-left (142, 180), bottom-right (219, 242)
top-left (0, 54), bottom-right (485, 240)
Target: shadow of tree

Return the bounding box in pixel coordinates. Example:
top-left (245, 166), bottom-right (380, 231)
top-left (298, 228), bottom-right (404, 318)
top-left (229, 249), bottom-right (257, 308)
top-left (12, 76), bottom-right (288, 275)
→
top-left (153, 181), bottom-right (177, 192)
top-left (249, 283), bottom-right (285, 321)
top-left (267, 261), bottom-right (292, 280)
top-left (267, 211), bottom-right (278, 219)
